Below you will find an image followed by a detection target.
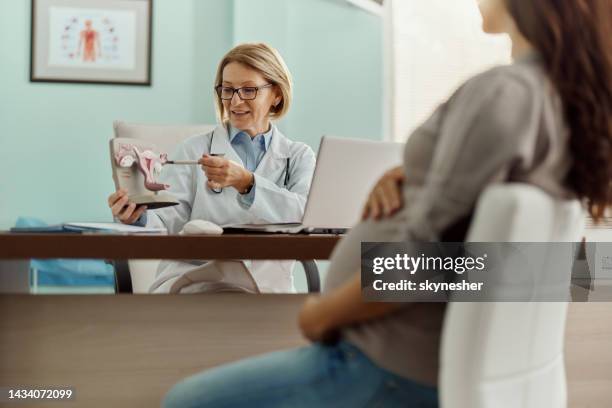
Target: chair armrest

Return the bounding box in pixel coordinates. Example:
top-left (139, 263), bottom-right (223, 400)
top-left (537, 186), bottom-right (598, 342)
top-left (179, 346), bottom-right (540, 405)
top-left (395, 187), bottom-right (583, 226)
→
top-left (300, 260), bottom-right (320, 293)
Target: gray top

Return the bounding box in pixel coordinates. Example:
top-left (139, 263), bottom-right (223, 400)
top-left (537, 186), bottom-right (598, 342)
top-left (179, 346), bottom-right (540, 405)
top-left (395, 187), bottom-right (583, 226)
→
top-left (323, 54), bottom-right (573, 386)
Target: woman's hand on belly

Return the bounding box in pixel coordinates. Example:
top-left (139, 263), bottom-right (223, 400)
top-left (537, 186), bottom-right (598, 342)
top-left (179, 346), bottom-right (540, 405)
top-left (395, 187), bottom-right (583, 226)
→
top-left (362, 166), bottom-right (405, 220)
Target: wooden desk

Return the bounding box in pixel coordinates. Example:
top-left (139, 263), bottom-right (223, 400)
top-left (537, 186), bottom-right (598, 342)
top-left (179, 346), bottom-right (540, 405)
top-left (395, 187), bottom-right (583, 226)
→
top-left (0, 296), bottom-right (610, 408)
top-left (1, 233), bottom-right (610, 407)
top-left (0, 233), bottom-right (342, 260)
top-left (0, 295), bottom-right (308, 408)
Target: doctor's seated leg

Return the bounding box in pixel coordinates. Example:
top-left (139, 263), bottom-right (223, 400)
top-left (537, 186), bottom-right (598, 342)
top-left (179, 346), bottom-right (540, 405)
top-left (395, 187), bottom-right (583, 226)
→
top-left (149, 260), bottom-right (297, 294)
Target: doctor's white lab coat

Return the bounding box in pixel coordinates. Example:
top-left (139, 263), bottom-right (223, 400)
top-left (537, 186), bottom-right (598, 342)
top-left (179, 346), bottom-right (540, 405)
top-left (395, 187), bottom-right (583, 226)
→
top-left (145, 124), bottom-right (316, 293)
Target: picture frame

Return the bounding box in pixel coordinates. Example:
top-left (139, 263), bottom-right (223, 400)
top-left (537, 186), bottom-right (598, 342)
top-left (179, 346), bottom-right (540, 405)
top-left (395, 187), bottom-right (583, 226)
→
top-left (30, 0), bottom-right (153, 86)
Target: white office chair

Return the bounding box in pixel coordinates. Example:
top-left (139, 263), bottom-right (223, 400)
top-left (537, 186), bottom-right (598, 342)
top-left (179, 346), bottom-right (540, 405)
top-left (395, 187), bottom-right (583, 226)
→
top-left (111, 121), bottom-right (321, 294)
top-left (439, 183), bottom-right (585, 408)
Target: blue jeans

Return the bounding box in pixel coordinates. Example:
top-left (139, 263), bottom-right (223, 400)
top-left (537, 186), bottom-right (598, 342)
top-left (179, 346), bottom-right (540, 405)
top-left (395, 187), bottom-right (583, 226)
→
top-left (163, 340), bottom-right (438, 408)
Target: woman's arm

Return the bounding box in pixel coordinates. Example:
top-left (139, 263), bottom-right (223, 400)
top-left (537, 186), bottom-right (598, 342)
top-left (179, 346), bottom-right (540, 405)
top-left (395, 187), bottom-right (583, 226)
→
top-left (297, 165), bottom-right (409, 342)
top-left (298, 274), bottom-right (405, 342)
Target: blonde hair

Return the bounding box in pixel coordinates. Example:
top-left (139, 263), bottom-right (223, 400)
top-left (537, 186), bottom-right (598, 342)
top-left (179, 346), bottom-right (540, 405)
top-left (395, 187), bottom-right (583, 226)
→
top-left (214, 43), bottom-right (293, 123)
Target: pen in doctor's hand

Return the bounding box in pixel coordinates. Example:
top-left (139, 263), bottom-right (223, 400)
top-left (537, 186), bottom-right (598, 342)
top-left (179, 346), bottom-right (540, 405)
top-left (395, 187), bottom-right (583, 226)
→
top-left (166, 154), bottom-right (225, 165)
top-left (165, 160), bottom-right (199, 165)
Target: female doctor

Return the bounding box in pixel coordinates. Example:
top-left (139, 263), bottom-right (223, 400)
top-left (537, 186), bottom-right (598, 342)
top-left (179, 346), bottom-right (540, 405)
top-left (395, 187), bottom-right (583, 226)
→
top-left (107, 43), bottom-right (316, 293)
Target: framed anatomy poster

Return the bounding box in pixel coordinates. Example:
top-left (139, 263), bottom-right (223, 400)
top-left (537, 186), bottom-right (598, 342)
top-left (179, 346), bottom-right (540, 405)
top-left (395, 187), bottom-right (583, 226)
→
top-left (30, 0), bottom-right (152, 85)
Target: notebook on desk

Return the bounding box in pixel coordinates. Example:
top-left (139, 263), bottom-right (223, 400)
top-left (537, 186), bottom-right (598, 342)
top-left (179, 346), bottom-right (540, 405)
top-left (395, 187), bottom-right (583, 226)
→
top-left (10, 222), bottom-right (166, 234)
top-left (224, 136), bottom-right (404, 234)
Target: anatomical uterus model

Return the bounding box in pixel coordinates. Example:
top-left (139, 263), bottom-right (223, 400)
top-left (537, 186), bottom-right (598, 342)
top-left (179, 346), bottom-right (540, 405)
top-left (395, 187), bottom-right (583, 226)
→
top-left (115, 144), bottom-right (169, 191)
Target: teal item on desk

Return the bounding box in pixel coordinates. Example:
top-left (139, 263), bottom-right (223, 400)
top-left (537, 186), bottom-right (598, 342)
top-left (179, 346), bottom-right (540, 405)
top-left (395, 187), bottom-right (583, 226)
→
top-left (10, 224), bottom-right (95, 233)
top-left (14, 217), bottom-right (115, 287)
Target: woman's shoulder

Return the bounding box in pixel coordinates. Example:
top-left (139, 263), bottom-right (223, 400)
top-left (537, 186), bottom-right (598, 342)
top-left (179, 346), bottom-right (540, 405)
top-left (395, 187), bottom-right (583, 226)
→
top-left (457, 58), bottom-right (545, 103)
top-left (440, 61), bottom-right (548, 127)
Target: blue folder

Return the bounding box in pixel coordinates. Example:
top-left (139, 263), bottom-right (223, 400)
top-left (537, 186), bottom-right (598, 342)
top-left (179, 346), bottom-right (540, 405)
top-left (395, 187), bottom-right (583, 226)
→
top-left (13, 217), bottom-right (115, 286)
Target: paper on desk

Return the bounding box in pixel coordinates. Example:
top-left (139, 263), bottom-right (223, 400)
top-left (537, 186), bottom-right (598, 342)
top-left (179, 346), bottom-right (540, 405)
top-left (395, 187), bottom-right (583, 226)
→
top-left (66, 222), bottom-right (167, 234)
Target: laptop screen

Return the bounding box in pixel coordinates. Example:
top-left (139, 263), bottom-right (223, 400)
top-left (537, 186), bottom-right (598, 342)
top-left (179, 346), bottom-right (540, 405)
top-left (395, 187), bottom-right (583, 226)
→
top-left (302, 136), bottom-right (404, 229)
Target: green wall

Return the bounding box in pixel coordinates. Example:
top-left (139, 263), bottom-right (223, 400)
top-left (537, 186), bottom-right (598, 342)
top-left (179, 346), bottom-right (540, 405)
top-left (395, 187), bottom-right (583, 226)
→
top-left (0, 0), bottom-right (382, 229)
top-left (234, 0), bottom-right (383, 148)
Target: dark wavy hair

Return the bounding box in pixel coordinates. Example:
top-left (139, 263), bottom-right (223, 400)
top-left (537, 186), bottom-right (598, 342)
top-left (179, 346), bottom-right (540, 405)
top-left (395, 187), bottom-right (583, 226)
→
top-left (505, 0), bottom-right (612, 220)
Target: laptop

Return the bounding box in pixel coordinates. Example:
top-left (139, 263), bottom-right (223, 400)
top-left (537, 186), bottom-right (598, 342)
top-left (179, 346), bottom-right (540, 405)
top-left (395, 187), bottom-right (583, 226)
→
top-left (224, 136), bottom-right (404, 234)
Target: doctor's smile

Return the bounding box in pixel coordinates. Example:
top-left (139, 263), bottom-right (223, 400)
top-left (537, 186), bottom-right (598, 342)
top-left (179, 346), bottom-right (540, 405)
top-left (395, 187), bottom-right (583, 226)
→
top-left (219, 60), bottom-right (281, 137)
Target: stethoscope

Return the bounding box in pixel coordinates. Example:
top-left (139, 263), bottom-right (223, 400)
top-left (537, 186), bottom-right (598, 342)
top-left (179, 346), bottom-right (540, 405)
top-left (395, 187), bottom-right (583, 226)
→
top-left (208, 128), bottom-right (290, 194)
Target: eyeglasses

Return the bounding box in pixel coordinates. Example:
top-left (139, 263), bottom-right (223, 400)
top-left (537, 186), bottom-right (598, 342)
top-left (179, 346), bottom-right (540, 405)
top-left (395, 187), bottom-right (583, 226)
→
top-left (215, 84), bottom-right (273, 101)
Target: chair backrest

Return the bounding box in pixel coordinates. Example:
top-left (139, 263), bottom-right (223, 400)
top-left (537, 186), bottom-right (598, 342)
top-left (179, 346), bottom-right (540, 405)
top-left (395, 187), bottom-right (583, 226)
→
top-left (440, 183), bottom-right (585, 408)
top-left (113, 120), bottom-right (215, 293)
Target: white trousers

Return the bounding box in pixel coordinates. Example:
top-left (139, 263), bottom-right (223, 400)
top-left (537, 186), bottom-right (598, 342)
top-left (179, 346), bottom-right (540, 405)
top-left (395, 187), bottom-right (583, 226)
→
top-left (150, 260), bottom-right (296, 294)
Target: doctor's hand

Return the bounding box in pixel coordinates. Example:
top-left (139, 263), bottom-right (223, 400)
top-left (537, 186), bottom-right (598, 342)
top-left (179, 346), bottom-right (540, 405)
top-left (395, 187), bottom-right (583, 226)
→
top-left (362, 166), bottom-right (405, 220)
top-left (108, 189), bottom-right (147, 225)
top-left (199, 155), bottom-right (254, 193)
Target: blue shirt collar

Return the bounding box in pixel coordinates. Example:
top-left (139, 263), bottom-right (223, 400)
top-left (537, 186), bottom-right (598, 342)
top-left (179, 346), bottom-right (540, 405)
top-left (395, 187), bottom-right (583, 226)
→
top-left (229, 124), bottom-right (273, 150)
